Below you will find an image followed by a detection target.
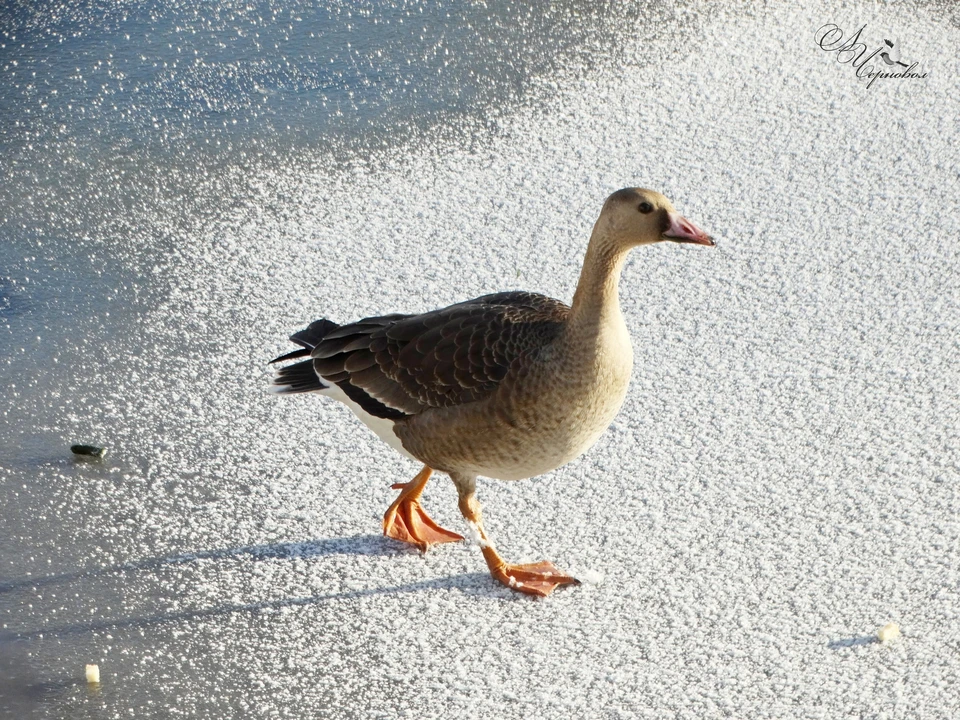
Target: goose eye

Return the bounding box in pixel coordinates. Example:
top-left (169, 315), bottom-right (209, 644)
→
top-left (638, 201), bottom-right (654, 214)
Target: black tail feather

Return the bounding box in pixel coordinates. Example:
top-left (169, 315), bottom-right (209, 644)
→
top-left (291, 319), bottom-right (340, 350)
top-left (268, 318), bottom-right (340, 394)
top-left (269, 347), bottom-right (311, 364)
top-left (270, 318), bottom-right (340, 364)
top-left (269, 359), bottom-right (328, 394)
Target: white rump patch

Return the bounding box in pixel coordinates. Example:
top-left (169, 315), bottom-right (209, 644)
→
top-left (318, 382), bottom-right (416, 461)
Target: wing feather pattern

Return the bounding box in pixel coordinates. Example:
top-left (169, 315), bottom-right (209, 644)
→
top-left (305, 292), bottom-right (569, 420)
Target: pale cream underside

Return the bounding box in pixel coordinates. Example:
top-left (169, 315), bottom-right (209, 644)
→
top-left (315, 304), bottom-right (633, 483)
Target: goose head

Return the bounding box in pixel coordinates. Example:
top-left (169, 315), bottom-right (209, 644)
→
top-left (598, 187), bottom-right (714, 248)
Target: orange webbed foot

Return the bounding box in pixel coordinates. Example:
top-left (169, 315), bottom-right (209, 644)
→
top-left (383, 470), bottom-right (463, 552)
top-left (488, 560), bottom-right (580, 598)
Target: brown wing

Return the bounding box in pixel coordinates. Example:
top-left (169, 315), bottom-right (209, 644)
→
top-left (311, 292), bottom-right (569, 420)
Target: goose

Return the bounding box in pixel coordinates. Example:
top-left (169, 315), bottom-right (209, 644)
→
top-left (269, 188), bottom-right (713, 596)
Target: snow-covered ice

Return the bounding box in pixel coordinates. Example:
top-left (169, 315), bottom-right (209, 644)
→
top-left (1, 1), bottom-right (958, 718)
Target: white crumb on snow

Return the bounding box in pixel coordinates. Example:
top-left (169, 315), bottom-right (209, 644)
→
top-left (574, 568), bottom-right (604, 585)
top-left (878, 623), bottom-right (901, 643)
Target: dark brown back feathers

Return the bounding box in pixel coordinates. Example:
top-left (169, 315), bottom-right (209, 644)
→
top-left (306, 291), bottom-right (570, 420)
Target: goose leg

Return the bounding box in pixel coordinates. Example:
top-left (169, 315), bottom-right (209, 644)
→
top-left (451, 473), bottom-right (579, 597)
top-left (383, 465), bottom-right (464, 552)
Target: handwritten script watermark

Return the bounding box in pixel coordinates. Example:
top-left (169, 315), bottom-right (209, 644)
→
top-left (815, 23), bottom-right (928, 88)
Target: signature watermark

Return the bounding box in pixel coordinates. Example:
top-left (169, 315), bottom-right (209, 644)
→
top-left (815, 23), bottom-right (928, 88)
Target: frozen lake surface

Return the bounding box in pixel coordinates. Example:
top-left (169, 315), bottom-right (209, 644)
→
top-left (2, 1), bottom-right (959, 717)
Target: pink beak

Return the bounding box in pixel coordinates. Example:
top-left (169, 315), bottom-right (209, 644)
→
top-left (663, 212), bottom-right (715, 246)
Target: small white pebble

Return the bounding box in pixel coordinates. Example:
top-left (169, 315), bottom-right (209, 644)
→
top-left (878, 623), bottom-right (900, 643)
top-left (85, 664), bottom-right (100, 684)
top-left (575, 569), bottom-right (604, 585)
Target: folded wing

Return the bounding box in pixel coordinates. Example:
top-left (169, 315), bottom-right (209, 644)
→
top-left (309, 292), bottom-right (570, 420)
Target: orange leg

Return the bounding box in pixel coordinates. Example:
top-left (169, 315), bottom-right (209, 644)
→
top-left (383, 466), bottom-right (463, 552)
top-left (454, 477), bottom-right (579, 598)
